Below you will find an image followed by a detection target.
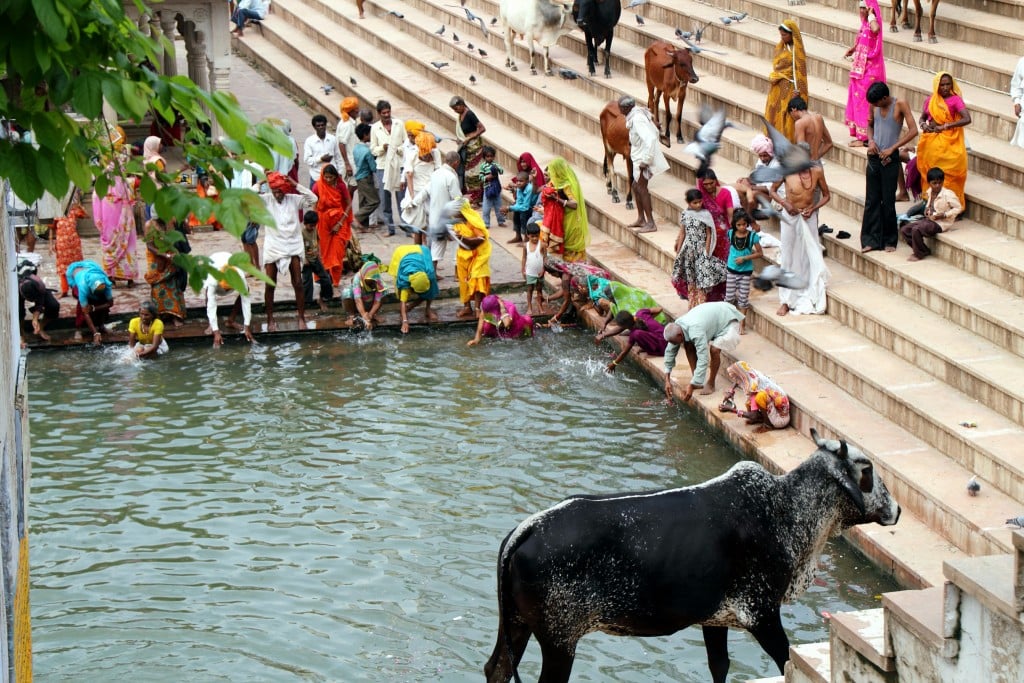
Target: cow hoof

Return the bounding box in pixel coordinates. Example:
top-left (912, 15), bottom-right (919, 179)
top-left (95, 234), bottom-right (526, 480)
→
top-left (659, 135), bottom-right (671, 149)
top-left (510, 64), bottom-right (518, 72)
top-left (612, 195), bottom-right (621, 204)
top-left (626, 201), bottom-right (634, 210)
top-left (545, 69), bottom-right (553, 76)
top-left (677, 135), bottom-right (685, 144)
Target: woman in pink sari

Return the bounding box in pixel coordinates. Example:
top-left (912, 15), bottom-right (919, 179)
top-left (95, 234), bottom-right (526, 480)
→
top-left (845, 0), bottom-right (886, 146)
top-left (697, 170), bottom-right (733, 303)
top-left (92, 171), bottom-right (138, 286)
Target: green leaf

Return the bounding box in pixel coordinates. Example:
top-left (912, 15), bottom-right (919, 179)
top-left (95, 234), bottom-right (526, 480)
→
top-left (72, 72), bottom-right (104, 118)
top-left (32, 0), bottom-right (68, 43)
top-left (35, 146), bottom-right (71, 198)
top-left (101, 76), bottom-right (132, 119)
top-left (0, 143), bottom-right (44, 204)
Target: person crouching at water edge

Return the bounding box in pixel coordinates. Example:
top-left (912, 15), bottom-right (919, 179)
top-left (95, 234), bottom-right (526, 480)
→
top-left (387, 244), bottom-right (439, 334)
top-left (128, 300), bottom-right (169, 359)
top-left (662, 301), bottom-right (744, 402)
top-left (467, 294), bottom-right (534, 346)
top-left (202, 251), bottom-right (254, 348)
top-left (719, 360), bottom-right (791, 431)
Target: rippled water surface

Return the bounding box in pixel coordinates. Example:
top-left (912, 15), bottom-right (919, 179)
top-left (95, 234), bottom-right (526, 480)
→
top-left (28, 330), bottom-right (898, 681)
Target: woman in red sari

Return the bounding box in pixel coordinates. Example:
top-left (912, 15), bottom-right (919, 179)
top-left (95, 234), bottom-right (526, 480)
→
top-left (312, 164), bottom-right (354, 285)
top-left (698, 169), bottom-right (734, 302)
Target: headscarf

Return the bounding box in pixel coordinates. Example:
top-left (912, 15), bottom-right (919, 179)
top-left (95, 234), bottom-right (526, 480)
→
top-left (392, 245), bottom-right (439, 299)
top-left (927, 71), bottom-right (963, 125)
top-left (770, 20), bottom-right (807, 99)
top-left (143, 136), bottom-right (165, 166)
top-left (409, 271), bottom-right (430, 293)
top-left (518, 152), bottom-right (546, 187)
top-left (339, 97), bottom-right (359, 121)
top-left (545, 157), bottom-right (589, 254)
top-left (750, 134), bottom-right (774, 157)
top-left (266, 171), bottom-right (292, 193)
top-left (415, 131), bottom-right (436, 156)
top-left (480, 294), bottom-right (534, 339)
top-left (405, 119), bottom-right (426, 136)
top-left (726, 361), bottom-right (791, 428)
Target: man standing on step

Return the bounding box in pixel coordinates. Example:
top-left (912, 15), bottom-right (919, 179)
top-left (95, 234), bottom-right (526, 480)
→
top-left (303, 114), bottom-right (341, 185)
top-left (861, 82), bottom-right (918, 253)
top-left (619, 95), bottom-right (668, 234)
top-left (788, 96), bottom-right (833, 162)
top-left (768, 149), bottom-right (831, 316)
top-left (370, 100), bottom-right (405, 235)
top-left (410, 151), bottom-right (463, 277)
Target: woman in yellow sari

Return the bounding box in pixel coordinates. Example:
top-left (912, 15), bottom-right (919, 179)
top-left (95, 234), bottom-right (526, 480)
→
top-left (764, 20), bottom-right (808, 142)
top-left (541, 157), bottom-right (590, 262)
top-left (916, 71), bottom-right (971, 208)
top-left (450, 199), bottom-right (493, 319)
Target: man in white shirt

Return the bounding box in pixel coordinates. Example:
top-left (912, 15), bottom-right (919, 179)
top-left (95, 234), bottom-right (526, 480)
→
top-left (261, 171), bottom-right (317, 331)
top-left (410, 151), bottom-right (462, 275)
top-left (230, 0), bottom-right (270, 37)
top-left (369, 100), bottom-right (405, 233)
top-left (203, 251), bottom-right (254, 347)
top-left (619, 95), bottom-right (668, 234)
top-left (303, 114), bottom-right (340, 184)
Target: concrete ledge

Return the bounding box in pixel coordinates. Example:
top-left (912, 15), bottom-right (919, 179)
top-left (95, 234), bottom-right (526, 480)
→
top-left (829, 609), bottom-right (896, 672)
top-left (883, 585), bottom-right (959, 658)
top-left (943, 553), bottom-right (1021, 624)
top-left (786, 641), bottom-right (831, 683)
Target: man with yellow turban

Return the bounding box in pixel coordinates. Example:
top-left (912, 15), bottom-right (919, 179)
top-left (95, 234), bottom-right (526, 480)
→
top-left (336, 97), bottom-right (361, 187)
top-left (400, 119), bottom-right (427, 210)
top-left (400, 131), bottom-right (441, 237)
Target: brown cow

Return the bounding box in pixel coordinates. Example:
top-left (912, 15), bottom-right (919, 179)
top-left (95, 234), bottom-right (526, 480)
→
top-left (644, 41), bottom-right (699, 147)
top-left (599, 100), bottom-right (634, 210)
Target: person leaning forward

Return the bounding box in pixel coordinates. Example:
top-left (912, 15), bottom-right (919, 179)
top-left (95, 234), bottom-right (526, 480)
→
top-left (662, 301), bottom-right (745, 402)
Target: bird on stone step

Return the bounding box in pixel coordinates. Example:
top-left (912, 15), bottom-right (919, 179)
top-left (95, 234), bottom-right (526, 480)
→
top-left (490, 17), bottom-right (498, 25)
top-left (469, 74), bottom-right (477, 85)
top-left (431, 61), bottom-right (449, 70)
top-left (349, 76), bottom-right (357, 86)
top-left (635, 14), bottom-right (645, 26)
top-left (1006, 515), bottom-right (1024, 528)
top-left (675, 28), bottom-right (691, 40)
top-left (693, 22), bottom-right (710, 42)
top-left (468, 42), bottom-right (474, 50)
top-left (967, 476), bottom-right (981, 496)
top-left (388, 10), bottom-right (404, 19)
top-left (453, 32), bottom-right (460, 42)
top-left (435, 25), bottom-right (446, 35)
top-left (478, 48), bottom-right (488, 57)
top-left (321, 84), bottom-right (334, 94)
top-left (625, 0), bottom-right (648, 7)
top-left (558, 68), bottom-right (581, 80)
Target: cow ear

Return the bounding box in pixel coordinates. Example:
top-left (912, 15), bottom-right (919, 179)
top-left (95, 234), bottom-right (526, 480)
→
top-left (859, 463), bottom-right (875, 493)
top-left (840, 474), bottom-right (867, 515)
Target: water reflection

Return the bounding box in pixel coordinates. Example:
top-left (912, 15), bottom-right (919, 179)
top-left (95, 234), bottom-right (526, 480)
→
top-left (28, 331), bottom-right (897, 681)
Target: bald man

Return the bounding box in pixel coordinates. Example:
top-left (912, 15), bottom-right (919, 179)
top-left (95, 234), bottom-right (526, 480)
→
top-left (619, 95), bottom-right (668, 233)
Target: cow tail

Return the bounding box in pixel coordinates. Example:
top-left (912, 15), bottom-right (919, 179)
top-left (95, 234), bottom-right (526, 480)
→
top-left (496, 524), bottom-right (532, 683)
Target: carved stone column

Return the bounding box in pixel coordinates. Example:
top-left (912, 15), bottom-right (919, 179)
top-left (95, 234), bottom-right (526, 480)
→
top-left (159, 11), bottom-right (178, 77)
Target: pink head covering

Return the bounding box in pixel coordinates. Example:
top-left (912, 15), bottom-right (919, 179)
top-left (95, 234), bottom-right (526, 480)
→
top-left (517, 152), bottom-right (546, 186)
top-left (751, 134), bottom-right (774, 157)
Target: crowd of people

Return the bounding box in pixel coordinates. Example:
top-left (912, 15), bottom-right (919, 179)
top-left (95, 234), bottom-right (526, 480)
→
top-left (15, 5), bottom-right (1023, 437)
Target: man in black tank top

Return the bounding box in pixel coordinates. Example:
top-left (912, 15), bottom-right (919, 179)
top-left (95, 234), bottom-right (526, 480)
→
top-left (861, 82), bottom-right (919, 253)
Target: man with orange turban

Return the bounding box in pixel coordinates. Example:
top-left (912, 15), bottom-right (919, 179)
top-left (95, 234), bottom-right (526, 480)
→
top-left (336, 97), bottom-right (361, 186)
top-left (260, 171), bottom-right (317, 331)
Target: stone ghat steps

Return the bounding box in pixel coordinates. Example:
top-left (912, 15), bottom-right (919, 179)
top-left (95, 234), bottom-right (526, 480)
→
top-left (267, 0), bottom-right (1024, 425)
top-left (278, 0), bottom-right (1024, 344)
top-left (239, 9), bottom-right (990, 579)
top-left (694, 0), bottom-right (1023, 89)
top-left (831, 0), bottom-right (1024, 24)
top-left (432, 0), bottom-right (1024, 231)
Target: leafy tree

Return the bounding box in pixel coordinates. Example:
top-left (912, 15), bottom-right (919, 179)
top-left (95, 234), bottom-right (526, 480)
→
top-left (1, 0), bottom-right (288, 287)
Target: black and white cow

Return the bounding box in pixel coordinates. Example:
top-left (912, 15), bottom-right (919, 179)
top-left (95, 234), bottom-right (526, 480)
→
top-left (484, 429), bottom-right (900, 683)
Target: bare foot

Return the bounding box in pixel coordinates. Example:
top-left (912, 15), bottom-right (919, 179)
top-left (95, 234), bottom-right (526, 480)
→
top-left (267, 320), bottom-right (278, 332)
top-left (455, 306), bottom-right (475, 319)
top-left (894, 193), bottom-right (910, 202)
top-left (73, 331), bottom-right (83, 342)
top-left (38, 330), bottom-right (51, 342)
top-left (425, 310), bottom-right (440, 322)
top-left (204, 325), bottom-right (213, 335)
top-left (319, 301), bottom-right (329, 313)
top-left (861, 246), bottom-right (874, 253)
top-left (625, 219), bottom-right (646, 229)
top-left (699, 384), bottom-right (716, 396)
top-left (507, 237), bottom-right (523, 244)
top-left (296, 315), bottom-right (308, 329)
top-left (848, 139), bottom-right (867, 147)
top-left (776, 304), bottom-right (790, 316)
top-left (225, 320), bottom-right (244, 330)
top-left (907, 255), bottom-right (922, 262)
top-left (884, 246), bottom-right (896, 252)
top-left (636, 222), bottom-right (657, 233)
top-left (739, 326), bottom-right (747, 335)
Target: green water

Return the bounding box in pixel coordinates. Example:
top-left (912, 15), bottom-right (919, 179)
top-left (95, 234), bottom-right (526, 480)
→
top-left (28, 329), bottom-right (898, 681)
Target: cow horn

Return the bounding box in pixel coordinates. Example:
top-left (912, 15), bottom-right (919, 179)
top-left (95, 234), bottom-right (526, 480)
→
top-left (809, 427), bottom-right (825, 448)
top-left (837, 440), bottom-right (849, 459)
top-left (840, 475), bottom-right (867, 515)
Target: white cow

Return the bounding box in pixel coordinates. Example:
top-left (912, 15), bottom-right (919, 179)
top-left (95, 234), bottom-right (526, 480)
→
top-left (499, 0), bottom-right (575, 76)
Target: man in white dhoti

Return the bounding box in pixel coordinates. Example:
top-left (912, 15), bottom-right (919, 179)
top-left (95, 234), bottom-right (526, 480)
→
top-left (411, 151), bottom-right (463, 276)
top-left (619, 95), bottom-right (669, 233)
top-left (1010, 55), bottom-right (1024, 149)
top-left (261, 172), bottom-right (317, 331)
top-left (768, 161), bottom-right (831, 316)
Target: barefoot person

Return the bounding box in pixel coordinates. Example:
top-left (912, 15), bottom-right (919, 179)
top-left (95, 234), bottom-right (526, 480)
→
top-left (596, 307), bottom-right (667, 373)
top-left (862, 82), bottom-right (918, 253)
top-left (202, 251), bottom-right (254, 348)
top-left (387, 244), bottom-right (439, 334)
top-left (768, 153), bottom-right (831, 316)
top-left (720, 360), bottom-right (791, 431)
top-left (450, 198), bottom-right (492, 319)
top-left (662, 301), bottom-right (745, 403)
top-left (619, 95), bottom-right (668, 233)
top-left (788, 96), bottom-right (833, 161)
top-left (260, 171), bottom-right (317, 331)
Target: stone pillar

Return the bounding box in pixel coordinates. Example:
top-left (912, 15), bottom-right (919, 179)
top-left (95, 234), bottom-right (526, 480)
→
top-left (160, 11), bottom-right (178, 77)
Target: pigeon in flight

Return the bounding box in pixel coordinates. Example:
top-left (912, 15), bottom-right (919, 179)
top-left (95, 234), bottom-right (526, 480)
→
top-left (967, 476), bottom-right (981, 496)
top-left (693, 22), bottom-right (710, 42)
top-left (753, 265), bottom-right (809, 292)
top-left (463, 7), bottom-right (489, 36)
top-left (683, 105), bottom-right (736, 175)
top-left (753, 194), bottom-right (781, 221)
top-left (681, 37), bottom-right (727, 55)
top-left (750, 116), bottom-right (816, 184)
top-left (431, 61), bottom-right (450, 70)
top-left (675, 28), bottom-right (692, 40)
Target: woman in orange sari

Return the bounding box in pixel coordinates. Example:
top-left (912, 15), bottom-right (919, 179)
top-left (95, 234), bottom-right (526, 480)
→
top-left (917, 71), bottom-right (971, 208)
top-left (312, 164), bottom-right (354, 285)
top-left (764, 20), bottom-right (808, 142)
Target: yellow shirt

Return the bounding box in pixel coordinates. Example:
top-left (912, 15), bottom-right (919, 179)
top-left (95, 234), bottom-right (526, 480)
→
top-left (128, 317), bottom-right (164, 345)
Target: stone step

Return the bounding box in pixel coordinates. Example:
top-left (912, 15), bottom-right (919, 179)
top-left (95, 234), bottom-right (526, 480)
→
top-left (695, 0), bottom-right (1023, 86)
top-left (829, 609), bottom-right (896, 682)
top-left (832, 0), bottom-right (1024, 23)
top-left (943, 552), bottom-right (1019, 624)
top-left (785, 641), bottom-right (830, 683)
top-left (883, 585), bottom-right (960, 660)
top-left (430, 0), bottom-right (1024, 224)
